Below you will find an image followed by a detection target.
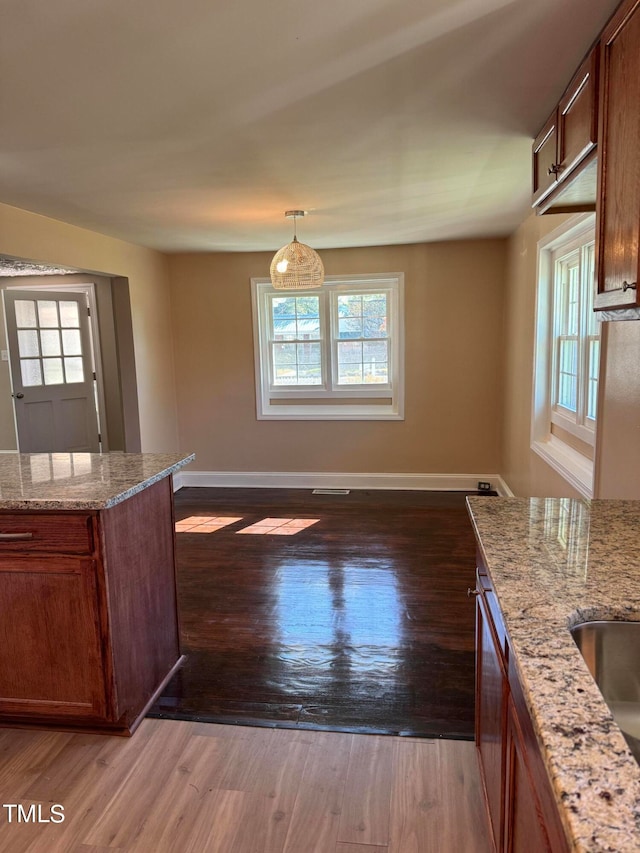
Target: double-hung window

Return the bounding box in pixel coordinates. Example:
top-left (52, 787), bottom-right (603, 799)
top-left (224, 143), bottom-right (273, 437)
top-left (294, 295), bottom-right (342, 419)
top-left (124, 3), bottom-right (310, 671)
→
top-left (251, 274), bottom-right (404, 420)
top-left (532, 214), bottom-right (599, 496)
top-left (551, 238), bottom-right (599, 439)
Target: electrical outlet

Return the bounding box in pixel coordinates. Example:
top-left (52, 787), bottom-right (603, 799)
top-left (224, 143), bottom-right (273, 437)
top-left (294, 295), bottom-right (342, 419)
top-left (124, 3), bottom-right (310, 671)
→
top-left (1, 350), bottom-right (8, 362)
top-left (477, 481), bottom-right (492, 492)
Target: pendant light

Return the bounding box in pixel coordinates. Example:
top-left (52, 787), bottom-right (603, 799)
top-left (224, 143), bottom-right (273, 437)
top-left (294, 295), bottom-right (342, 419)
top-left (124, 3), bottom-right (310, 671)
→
top-left (270, 210), bottom-right (324, 290)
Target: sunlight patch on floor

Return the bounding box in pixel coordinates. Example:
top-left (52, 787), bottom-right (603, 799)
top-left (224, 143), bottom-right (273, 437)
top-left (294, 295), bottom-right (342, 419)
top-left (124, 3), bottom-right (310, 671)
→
top-left (175, 516), bottom-right (243, 533)
top-left (236, 518), bottom-right (320, 535)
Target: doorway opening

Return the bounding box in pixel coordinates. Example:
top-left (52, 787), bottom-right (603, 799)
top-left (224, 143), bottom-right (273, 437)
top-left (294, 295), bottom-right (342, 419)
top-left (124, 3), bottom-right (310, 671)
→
top-left (0, 263), bottom-right (141, 454)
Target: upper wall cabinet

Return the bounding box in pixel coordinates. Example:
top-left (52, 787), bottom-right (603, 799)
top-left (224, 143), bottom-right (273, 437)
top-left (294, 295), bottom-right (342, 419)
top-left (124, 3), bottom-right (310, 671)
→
top-left (595, 0), bottom-right (640, 310)
top-left (532, 47), bottom-right (599, 213)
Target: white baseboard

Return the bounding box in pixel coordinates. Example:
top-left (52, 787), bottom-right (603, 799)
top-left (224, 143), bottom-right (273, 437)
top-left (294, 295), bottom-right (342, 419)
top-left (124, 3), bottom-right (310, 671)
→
top-left (175, 470), bottom-right (514, 496)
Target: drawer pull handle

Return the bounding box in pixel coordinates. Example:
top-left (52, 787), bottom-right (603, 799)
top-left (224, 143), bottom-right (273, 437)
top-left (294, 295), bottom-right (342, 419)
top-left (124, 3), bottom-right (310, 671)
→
top-left (0, 532), bottom-right (34, 541)
top-left (467, 587), bottom-right (480, 598)
top-left (622, 281), bottom-right (637, 292)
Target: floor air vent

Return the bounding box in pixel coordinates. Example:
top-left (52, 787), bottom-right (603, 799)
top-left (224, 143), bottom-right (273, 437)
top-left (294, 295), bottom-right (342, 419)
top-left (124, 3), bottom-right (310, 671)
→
top-left (312, 488), bottom-right (351, 495)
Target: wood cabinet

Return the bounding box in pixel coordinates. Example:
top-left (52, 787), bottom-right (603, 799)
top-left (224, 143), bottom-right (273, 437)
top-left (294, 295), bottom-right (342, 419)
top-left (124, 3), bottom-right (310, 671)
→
top-left (476, 583), bottom-right (507, 849)
top-left (504, 697), bottom-right (552, 853)
top-left (595, 0), bottom-right (640, 310)
top-left (532, 47), bottom-right (599, 212)
top-left (0, 476), bottom-right (183, 735)
top-left (474, 556), bottom-right (569, 853)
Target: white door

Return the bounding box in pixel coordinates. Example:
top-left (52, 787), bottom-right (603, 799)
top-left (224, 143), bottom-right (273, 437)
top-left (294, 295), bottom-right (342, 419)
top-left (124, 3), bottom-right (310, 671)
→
top-left (3, 290), bottom-right (100, 452)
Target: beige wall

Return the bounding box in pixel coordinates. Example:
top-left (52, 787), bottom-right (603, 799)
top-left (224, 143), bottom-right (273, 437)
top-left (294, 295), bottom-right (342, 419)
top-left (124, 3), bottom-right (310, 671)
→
top-left (502, 211), bottom-right (586, 498)
top-left (0, 202), bottom-right (179, 452)
top-left (0, 295), bottom-right (16, 450)
top-left (168, 240), bottom-right (507, 474)
top-left (595, 319), bottom-right (640, 498)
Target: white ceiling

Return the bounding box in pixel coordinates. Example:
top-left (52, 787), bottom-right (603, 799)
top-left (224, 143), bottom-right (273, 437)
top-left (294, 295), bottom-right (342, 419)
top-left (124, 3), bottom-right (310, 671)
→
top-left (0, 0), bottom-right (619, 253)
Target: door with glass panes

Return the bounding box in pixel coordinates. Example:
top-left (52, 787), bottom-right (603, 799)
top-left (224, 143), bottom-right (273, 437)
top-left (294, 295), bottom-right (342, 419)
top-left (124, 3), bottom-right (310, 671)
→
top-left (3, 290), bottom-right (100, 452)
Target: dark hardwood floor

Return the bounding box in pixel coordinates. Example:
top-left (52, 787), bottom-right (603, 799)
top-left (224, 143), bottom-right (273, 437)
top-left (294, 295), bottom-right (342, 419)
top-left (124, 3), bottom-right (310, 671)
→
top-left (149, 488), bottom-right (486, 738)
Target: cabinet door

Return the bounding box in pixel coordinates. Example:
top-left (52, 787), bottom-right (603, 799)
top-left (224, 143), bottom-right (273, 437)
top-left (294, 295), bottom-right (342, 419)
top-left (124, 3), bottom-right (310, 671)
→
top-left (557, 47), bottom-right (598, 180)
top-left (0, 555), bottom-right (107, 720)
top-left (532, 112), bottom-right (559, 205)
top-left (503, 698), bottom-right (552, 853)
top-left (595, 0), bottom-right (640, 309)
top-left (476, 591), bottom-right (507, 851)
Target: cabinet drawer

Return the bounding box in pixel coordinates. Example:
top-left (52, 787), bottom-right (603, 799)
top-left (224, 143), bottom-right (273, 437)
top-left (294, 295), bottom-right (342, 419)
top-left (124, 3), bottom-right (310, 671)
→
top-left (0, 513), bottom-right (94, 554)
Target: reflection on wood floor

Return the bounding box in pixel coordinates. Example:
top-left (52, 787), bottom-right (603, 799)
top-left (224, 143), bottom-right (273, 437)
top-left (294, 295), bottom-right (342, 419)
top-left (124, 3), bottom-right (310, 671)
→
top-left (0, 719), bottom-right (491, 852)
top-left (150, 488), bottom-right (482, 738)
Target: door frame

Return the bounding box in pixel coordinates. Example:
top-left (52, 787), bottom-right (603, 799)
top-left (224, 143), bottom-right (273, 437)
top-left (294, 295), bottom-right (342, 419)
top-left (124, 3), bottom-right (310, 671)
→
top-left (4, 280), bottom-right (109, 451)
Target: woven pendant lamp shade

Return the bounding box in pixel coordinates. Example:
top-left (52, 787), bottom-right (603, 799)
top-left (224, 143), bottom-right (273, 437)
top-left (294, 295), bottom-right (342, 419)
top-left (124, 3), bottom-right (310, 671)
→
top-left (270, 236), bottom-right (324, 290)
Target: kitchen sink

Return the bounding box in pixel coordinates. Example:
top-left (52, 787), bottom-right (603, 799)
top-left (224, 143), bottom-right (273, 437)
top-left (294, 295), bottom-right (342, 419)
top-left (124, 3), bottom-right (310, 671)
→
top-left (571, 620), bottom-right (640, 764)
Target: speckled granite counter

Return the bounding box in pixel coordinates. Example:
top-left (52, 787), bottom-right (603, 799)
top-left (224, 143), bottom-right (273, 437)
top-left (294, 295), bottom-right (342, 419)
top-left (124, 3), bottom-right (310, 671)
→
top-left (0, 452), bottom-right (194, 510)
top-left (467, 496), bottom-right (640, 853)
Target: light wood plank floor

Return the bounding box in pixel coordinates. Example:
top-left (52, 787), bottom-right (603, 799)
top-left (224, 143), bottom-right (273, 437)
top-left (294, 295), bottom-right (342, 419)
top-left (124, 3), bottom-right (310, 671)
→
top-left (0, 719), bottom-right (491, 853)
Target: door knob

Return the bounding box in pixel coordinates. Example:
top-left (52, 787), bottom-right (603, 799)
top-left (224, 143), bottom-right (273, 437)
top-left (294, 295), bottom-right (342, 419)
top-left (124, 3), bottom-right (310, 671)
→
top-left (12, 393), bottom-right (24, 399)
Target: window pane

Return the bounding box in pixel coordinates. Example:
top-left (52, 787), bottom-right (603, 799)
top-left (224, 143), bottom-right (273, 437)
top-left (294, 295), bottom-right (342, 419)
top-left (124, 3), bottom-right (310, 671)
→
top-left (337, 341), bottom-right (364, 384)
top-left (64, 357), bottom-right (84, 383)
top-left (338, 317), bottom-right (362, 339)
top-left (60, 301), bottom-right (80, 327)
top-left (338, 363), bottom-right (364, 384)
top-left (37, 300), bottom-right (59, 328)
top-left (297, 342), bottom-right (321, 365)
top-left (567, 264), bottom-right (579, 335)
top-left (337, 294), bottom-right (362, 317)
top-left (297, 365), bottom-right (322, 384)
top-left (338, 341), bottom-right (363, 363)
top-left (17, 329), bottom-right (39, 357)
top-left (297, 317), bottom-right (320, 338)
top-left (273, 344), bottom-right (297, 365)
top-left (363, 362), bottom-right (388, 383)
top-left (43, 358), bottom-right (64, 385)
top-left (363, 341), bottom-right (388, 363)
top-left (274, 366), bottom-right (298, 385)
top-left (273, 318), bottom-right (297, 341)
top-left (15, 300), bottom-right (37, 328)
top-left (557, 339), bottom-right (577, 411)
top-left (61, 329), bottom-right (82, 355)
top-left (272, 297), bottom-right (296, 319)
top-left (295, 296), bottom-right (319, 318)
top-left (587, 339), bottom-right (599, 420)
top-left (585, 244), bottom-right (598, 334)
top-left (41, 329), bottom-right (62, 357)
top-left (363, 294), bottom-right (387, 317)
top-left (20, 359), bottom-right (42, 386)
top-left (363, 317), bottom-right (388, 338)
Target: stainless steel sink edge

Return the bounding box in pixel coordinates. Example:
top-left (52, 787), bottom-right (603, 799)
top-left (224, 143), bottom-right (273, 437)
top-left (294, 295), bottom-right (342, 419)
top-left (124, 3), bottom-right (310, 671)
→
top-left (570, 618), bottom-right (640, 766)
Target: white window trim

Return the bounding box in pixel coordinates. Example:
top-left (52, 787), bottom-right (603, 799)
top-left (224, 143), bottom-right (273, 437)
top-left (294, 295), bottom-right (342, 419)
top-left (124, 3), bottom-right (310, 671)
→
top-left (251, 273), bottom-right (405, 420)
top-left (531, 213), bottom-right (598, 498)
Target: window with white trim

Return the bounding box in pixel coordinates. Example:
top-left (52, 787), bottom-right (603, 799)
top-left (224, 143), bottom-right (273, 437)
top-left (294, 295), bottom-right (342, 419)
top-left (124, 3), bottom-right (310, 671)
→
top-left (251, 274), bottom-right (404, 420)
top-left (551, 237), bottom-right (599, 440)
top-left (532, 214), bottom-right (599, 497)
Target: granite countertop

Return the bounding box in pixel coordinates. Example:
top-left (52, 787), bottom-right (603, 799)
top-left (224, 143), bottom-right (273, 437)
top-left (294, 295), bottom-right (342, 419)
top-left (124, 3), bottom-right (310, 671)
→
top-left (0, 452), bottom-right (195, 510)
top-left (466, 496), bottom-right (640, 853)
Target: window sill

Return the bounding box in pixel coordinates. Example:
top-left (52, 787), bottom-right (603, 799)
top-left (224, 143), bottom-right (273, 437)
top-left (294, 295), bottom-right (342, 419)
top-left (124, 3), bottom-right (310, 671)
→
top-left (532, 436), bottom-right (593, 498)
top-left (257, 402), bottom-right (404, 421)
